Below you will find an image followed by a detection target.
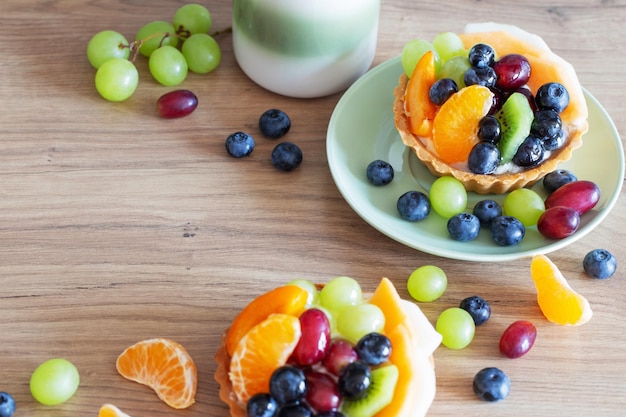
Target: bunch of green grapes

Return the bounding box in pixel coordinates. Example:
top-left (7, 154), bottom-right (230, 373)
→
top-left (86, 3), bottom-right (222, 102)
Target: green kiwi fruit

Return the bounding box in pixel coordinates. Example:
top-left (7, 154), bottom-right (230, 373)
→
top-left (340, 364), bottom-right (399, 417)
top-left (496, 92), bottom-right (534, 164)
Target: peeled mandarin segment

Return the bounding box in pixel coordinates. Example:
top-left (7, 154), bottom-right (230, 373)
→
top-left (229, 313), bottom-right (301, 403)
top-left (99, 404), bottom-right (132, 417)
top-left (432, 85), bottom-right (494, 164)
top-left (116, 338), bottom-right (197, 409)
top-left (368, 277), bottom-right (407, 333)
top-left (530, 254), bottom-right (593, 326)
top-left (225, 285), bottom-right (308, 356)
top-left (406, 50), bottom-right (438, 137)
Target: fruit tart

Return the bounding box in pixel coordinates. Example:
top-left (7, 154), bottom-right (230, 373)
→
top-left (393, 22), bottom-right (589, 194)
top-left (215, 277), bottom-right (442, 417)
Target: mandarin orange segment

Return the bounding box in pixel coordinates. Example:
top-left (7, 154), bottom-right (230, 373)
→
top-left (368, 277), bottom-right (407, 334)
top-left (99, 404), bottom-right (132, 417)
top-left (406, 50), bottom-right (438, 137)
top-left (225, 285), bottom-right (308, 357)
top-left (116, 338), bottom-right (197, 409)
top-left (530, 254), bottom-right (593, 326)
top-left (432, 85), bottom-right (494, 164)
top-left (229, 313), bottom-right (301, 403)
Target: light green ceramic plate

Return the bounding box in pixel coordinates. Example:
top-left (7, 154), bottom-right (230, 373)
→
top-left (327, 56), bottom-right (624, 262)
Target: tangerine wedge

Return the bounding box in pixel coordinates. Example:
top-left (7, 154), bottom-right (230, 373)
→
top-left (432, 84), bottom-right (494, 164)
top-left (99, 404), bottom-right (132, 417)
top-left (530, 254), bottom-right (593, 326)
top-left (225, 285), bottom-right (308, 357)
top-left (116, 338), bottom-right (197, 409)
top-left (229, 313), bottom-right (301, 403)
top-left (406, 50), bottom-right (438, 137)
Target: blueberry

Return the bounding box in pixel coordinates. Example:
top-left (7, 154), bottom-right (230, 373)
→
top-left (542, 128), bottom-right (566, 151)
top-left (459, 295), bottom-right (491, 326)
top-left (512, 135), bottom-right (545, 167)
top-left (468, 43), bottom-right (496, 67)
top-left (429, 78), bottom-right (458, 105)
top-left (317, 412), bottom-right (346, 417)
top-left (447, 212), bottom-right (481, 242)
top-left (259, 109), bottom-right (291, 139)
top-left (542, 169), bottom-right (577, 194)
top-left (277, 403), bottom-right (313, 417)
top-left (468, 142), bottom-right (500, 174)
top-left (0, 392), bottom-right (15, 417)
top-left (396, 190), bottom-right (430, 222)
top-left (531, 109), bottom-right (562, 141)
top-left (355, 333), bottom-right (392, 366)
top-left (477, 115), bottom-right (501, 143)
top-left (247, 393), bottom-right (279, 417)
top-left (535, 82), bottom-right (570, 113)
top-left (269, 366), bottom-right (307, 405)
top-left (472, 199), bottom-right (502, 228)
top-left (490, 216), bottom-right (525, 246)
top-left (366, 159), bottom-right (394, 185)
top-left (464, 65), bottom-right (497, 88)
top-left (271, 142), bottom-right (303, 171)
top-left (473, 367), bottom-right (511, 402)
top-left (338, 362), bottom-right (371, 400)
top-left (225, 131), bottom-right (255, 158)
top-left (583, 249), bottom-right (617, 279)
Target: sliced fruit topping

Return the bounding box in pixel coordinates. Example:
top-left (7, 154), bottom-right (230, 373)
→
top-left (339, 364), bottom-right (399, 417)
top-left (432, 85), bottom-right (494, 164)
top-left (225, 284), bottom-right (308, 356)
top-left (530, 254), bottom-right (593, 326)
top-left (495, 91), bottom-right (534, 163)
top-left (99, 404), bottom-right (132, 417)
top-left (115, 338), bottom-right (197, 409)
top-left (405, 50), bottom-right (438, 137)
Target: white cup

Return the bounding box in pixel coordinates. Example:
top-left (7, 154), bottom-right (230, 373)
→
top-left (232, 0), bottom-right (381, 98)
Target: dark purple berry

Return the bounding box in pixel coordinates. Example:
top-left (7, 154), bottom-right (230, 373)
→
top-left (338, 362), bottom-right (371, 400)
top-left (512, 135), bottom-right (545, 167)
top-left (542, 169), bottom-right (577, 193)
top-left (366, 160), bottom-right (394, 185)
top-left (271, 142), bottom-right (303, 171)
top-left (468, 142), bottom-right (501, 174)
top-left (535, 82), bottom-right (569, 113)
top-left (464, 66), bottom-right (497, 88)
top-left (225, 132), bottom-right (255, 158)
top-left (269, 366), bottom-right (307, 405)
top-left (477, 115), bottom-right (501, 143)
top-left (473, 199), bottom-right (502, 228)
top-left (447, 212), bottom-right (480, 241)
top-left (396, 190), bottom-right (430, 222)
top-left (429, 78), bottom-right (458, 105)
top-left (355, 333), bottom-right (392, 366)
top-left (583, 249), bottom-right (617, 279)
top-left (247, 393), bottom-right (279, 417)
top-left (490, 216), bottom-right (525, 246)
top-left (531, 109), bottom-right (562, 141)
top-left (468, 43), bottom-right (496, 67)
top-left (473, 367), bottom-right (511, 402)
top-left (259, 109), bottom-right (291, 139)
top-left (460, 296), bottom-right (491, 326)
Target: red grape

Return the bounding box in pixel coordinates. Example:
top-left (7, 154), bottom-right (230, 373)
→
top-left (493, 54), bottom-right (531, 90)
top-left (322, 339), bottom-right (358, 376)
top-left (544, 180), bottom-right (600, 215)
top-left (499, 320), bottom-right (537, 358)
top-left (156, 89), bottom-right (198, 118)
top-left (291, 308), bottom-right (330, 365)
top-left (537, 206), bottom-right (580, 239)
top-left (304, 370), bottom-right (341, 412)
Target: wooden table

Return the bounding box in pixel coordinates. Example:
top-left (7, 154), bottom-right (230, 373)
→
top-left (1, 0), bottom-right (625, 416)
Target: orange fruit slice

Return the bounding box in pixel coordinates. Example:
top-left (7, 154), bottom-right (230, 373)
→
top-left (530, 254), bottom-right (593, 326)
top-left (99, 404), bottom-right (132, 417)
top-left (225, 285), bottom-right (308, 357)
top-left (229, 313), bottom-right (301, 403)
top-left (368, 277), bottom-right (408, 333)
top-left (432, 85), bottom-right (494, 164)
top-left (116, 338), bottom-right (197, 409)
top-left (405, 50), bottom-right (438, 137)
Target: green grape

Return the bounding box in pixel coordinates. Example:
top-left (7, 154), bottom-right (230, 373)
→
top-left (503, 188), bottom-right (545, 226)
top-left (136, 20), bottom-right (179, 58)
top-left (407, 265), bottom-right (447, 302)
top-left (287, 279), bottom-right (319, 307)
top-left (95, 58), bottom-right (138, 102)
top-left (432, 31), bottom-right (467, 64)
top-left (318, 276), bottom-right (363, 315)
top-left (439, 55), bottom-right (471, 88)
top-left (30, 358), bottom-right (80, 405)
top-left (401, 38), bottom-right (438, 77)
top-left (148, 45), bottom-right (188, 86)
top-left (337, 303), bottom-right (385, 344)
top-left (87, 30), bottom-right (130, 69)
top-left (436, 307), bottom-right (475, 349)
top-left (429, 176), bottom-right (468, 219)
top-left (181, 33), bottom-right (221, 74)
top-left (173, 3), bottom-right (212, 40)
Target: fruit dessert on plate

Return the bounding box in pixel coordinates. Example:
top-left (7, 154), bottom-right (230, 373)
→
top-left (393, 22), bottom-right (589, 194)
top-left (215, 277), bottom-right (442, 417)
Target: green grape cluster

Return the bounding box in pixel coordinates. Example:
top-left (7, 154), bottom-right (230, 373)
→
top-left (86, 3), bottom-right (222, 102)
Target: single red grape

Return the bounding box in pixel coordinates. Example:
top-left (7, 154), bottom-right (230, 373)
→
top-left (499, 320), bottom-right (537, 359)
top-left (156, 89), bottom-right (198, 118)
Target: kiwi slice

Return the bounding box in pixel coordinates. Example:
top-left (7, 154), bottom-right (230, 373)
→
top-left (340, 364), bottom-right (399, 417)
top-left (496, 92), bottom-right (534, 164)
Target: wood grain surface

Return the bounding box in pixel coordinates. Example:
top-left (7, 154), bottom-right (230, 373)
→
top-left (1, 0), bottom-right (625, 416)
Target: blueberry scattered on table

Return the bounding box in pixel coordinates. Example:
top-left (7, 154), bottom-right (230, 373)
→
top-left (583, 249), bottom-right (617, 279)
top-left (225, 131), bottom-right (255, 158)
top-left (459, 295), bottom-right (491, 326)
top-left (271, 142), bottom-right (303, 171)
top-left (0, 392), bottom-right (15, 417)
top-left (473, 367), bottom-right (511, 402)
top-left (259, 108), bottom-right (291, 139)
top-left (366, 160), bottom-right (394, 185)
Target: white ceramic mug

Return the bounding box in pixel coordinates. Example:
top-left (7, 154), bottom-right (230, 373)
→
top-left (232, 0), bottom-right (381, 98)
